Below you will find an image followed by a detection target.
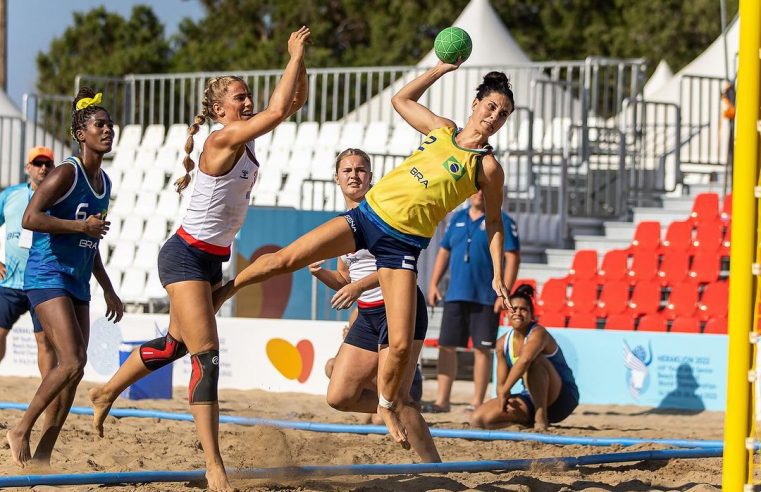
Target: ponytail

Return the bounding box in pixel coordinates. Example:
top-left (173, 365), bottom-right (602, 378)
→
top-left (175, 111), bottom-right (206, 193)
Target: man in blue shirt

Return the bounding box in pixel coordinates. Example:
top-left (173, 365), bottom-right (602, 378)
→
top-left (426, 190), bottom-right (520, 412)
top-left (0, 146), bottom-right (55, 375)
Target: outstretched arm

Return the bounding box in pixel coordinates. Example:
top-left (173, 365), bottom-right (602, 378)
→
top-left (308, 259), bottom-right (350, 291)
top-left (391, 61), bottom-right (460, 135)
top-left (499, 326), bottom-right (550, 396)
top-left (478, 154), bottom-right (510, 310)
top-left (285, 60), bottom-right (308, 119)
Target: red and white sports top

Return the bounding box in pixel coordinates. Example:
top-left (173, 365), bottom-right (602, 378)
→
top-left (340, 248), bottom-right (384, 308)
top-left (178, 123), bottom-right (259, 256)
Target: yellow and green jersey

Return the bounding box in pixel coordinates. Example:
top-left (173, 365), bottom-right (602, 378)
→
top-left (365, 126), bottom-right (490, 239)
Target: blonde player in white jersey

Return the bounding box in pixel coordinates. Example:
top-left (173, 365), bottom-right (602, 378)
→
top-left (88, 27), bottom-right (310, 492)
top-left (309, 148), bottom-right (440, 462)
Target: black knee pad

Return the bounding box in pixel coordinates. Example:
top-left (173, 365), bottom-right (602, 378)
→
top-left (139, 334), bottom-right (188, 371)
top-left (189, 350), bottom-right (219, 405)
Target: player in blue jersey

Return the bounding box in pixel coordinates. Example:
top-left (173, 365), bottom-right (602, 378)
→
top-left (6, 87), bottom-right (123, 468)
top-left (0, 146), bottom-right (55, 372)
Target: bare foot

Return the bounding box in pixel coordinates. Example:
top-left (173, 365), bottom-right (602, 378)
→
top-left (6, 428), bottom-right (31, 468)
top-left (89, 386), bottom-right (115, 438)
top-left (533, 421), bottom-right (548, 432)
top-left (212, 281), bottom-right (236, 313)
top-left (377, 405), bottom-right (410, 450)
top-left (206, 464), bottom-right (236, 492)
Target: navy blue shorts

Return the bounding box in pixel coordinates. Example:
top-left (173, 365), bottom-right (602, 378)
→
top-left (342, 206), bottom-right (422, 273)
top-left (515, 383), bottom-right (579, 424)
top-left (0, 287), bottom-right (43, 333)
top-left (439, 301), bottom-right (500, 349)
top-left (344, 288), bottom-right (428, 351)
top-left (27, 288), bottom-right (89, 310)
top-left (158, 234), bottom-right (228, 287)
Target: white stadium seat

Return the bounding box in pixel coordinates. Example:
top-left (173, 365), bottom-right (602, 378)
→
top-left (110, 191), bottom-right (136, 218)
top-left (105, 167), bottom-right (123, 195)
top-left (141, 167), bottom-right (167, 194)
top-left (269, 121), bottom-right (297, 153)
top-left (388, 124), bottom-right (420, 154)
top-left (134, 148), bottom-right (157, 170)
top-left (156, 146), bottom-right (182, 174)
top-left (108, 242), bottom-right (135, 272)
top-left (133, 242), bottom-right (160, 272)
top-left (140, 124), bottom-right (166, 150)
top-left (293, 121), bottom-right (319, 151)
top-left (133, 191), bottom-right (159, 218)
top-left (156, 190), bottom-right (181, 220)
top-left (164, 123), bottom-right (189, 151)
top-left (310, 149), bottom-right (337, 180)
top-left (98, 241), bottom-right (110, 266)
top-left (119, 168), bottom-right (145, 192)
top-left (119, 216), bottom-right (145, 243)
top-left (314, 121), bottom-right (341, 153)
top-left (111, 148), bottom-right (136, 171)
top-left (120, 270), bottom-right (147, 303)
top-left (103, 217), bottom-right (121, 246)
top-left (338, 121), bottom-right (365, 150)
top-left (105, 267), bottom-right (122, 293)
top-left (116, 124), bottom-right (143, 152)
top-left (143, 215), bottom-right (169, 243)
top-left (145, 271), bottom-right (166, 300)
top-left (362, 121), bottom-right (389, 154)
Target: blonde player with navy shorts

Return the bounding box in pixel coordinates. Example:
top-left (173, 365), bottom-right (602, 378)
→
top-left (214, 61), bottom-right (515, 450)
top-left (310, 148), bottom-right (438, 461)
top-left (89, 27), bottom-right (310, 492)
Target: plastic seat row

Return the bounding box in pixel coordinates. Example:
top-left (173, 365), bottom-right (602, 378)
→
top-left (538, 311), bottom-right (727, 334)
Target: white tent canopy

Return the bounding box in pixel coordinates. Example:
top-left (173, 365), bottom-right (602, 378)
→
top-left (348, 0), bottom-right (535, 128)
top-left (0, 89), bottom-right (22, 118)
top-left (643, 60), bottom-right (673, 99)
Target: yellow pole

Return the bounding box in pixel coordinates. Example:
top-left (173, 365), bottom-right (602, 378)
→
top-left (722, 1), bottom-right (761, 489)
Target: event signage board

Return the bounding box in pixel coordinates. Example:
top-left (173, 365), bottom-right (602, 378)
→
top-left (494, 327), bottom-right (727, 411)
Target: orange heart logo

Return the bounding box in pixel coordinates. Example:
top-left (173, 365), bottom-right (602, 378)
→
top-left (266, 338), bottom-right (314, 383)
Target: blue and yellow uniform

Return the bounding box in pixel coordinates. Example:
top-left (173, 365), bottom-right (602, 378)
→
top-left (25, 157), bottom-right (111, 307)
top-left (345, 126), bottom-right (491, 271)
top-left (504, 322), bottom-right (579, 423)
top-left (0, 183), bottom-right (42, 332)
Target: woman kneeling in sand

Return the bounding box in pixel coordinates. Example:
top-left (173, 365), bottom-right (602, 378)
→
top-left (470, 285), bottom-right (578, 431)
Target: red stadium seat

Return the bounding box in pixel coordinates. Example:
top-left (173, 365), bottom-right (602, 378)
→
top-left (658, 251), bottom-right (690, 286)
top-left (605, 312), bottom-right (636, 330)
top-left (567, 313), bottom-right (598, 329)
top-left (630, 221), bottom-right (661, 252)
top-left (670, 316), bottom-right (701, 333)
top-left (597, 281), bottom-right (630, 317)
top-left (689, 193), bottom-right (720, 226)
top-left (704, 316), bottom-right (728, 334)
top-left (721, 193), bottom-right (732, 222)
top-left (638, 313), bottom-right (668, 332)
top-left (599, 249), bottom-right (630, 283)
top-left (536, 278), bottom-right (568, 316)
top-left (698, 281), bottom-right (729, 321)
top-left (664, 282), bottom-right (698, 320)
top-left (720, 222), bottom-right (731, 257)
top-left (692, 221), bottom-right (723, 252)
top-left (539, 310), bottom-right (566, 328)
top-left (688, 251), bottom-right (720, 284)
top-left (661, 220), bottom-right (693, 253)
top-left (628, 281), bottom-right (661, 316)
top-left (627, 251), bottom-right (659, 283)
top-left (568, 250), bottom-right (598, 281)
top-left (567, 280), bottom-right (598, 314)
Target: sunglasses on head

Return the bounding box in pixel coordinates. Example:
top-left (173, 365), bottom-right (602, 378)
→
top-left (31, 159), bottom-right (54, 168)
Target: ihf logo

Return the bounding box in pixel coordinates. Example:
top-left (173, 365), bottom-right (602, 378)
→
top-left (623, 340), bottom-right (652, 399)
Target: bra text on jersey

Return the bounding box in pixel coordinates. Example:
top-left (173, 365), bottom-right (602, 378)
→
top-left (410, 167), bottom-right (429, 188)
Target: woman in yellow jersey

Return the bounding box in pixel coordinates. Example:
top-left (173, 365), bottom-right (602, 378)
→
top-left (213, 61), bottom-right (514, 450)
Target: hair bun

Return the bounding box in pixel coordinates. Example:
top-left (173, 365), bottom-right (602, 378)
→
top-left (72, 86), bottom-right (98, 112)
top-left (483, 71), bottom-right (509, 87)
top-left (514, 283), bottom-right (535, 299)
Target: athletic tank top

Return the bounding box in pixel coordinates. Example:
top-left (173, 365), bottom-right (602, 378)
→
top-left (504, 322), bottom-right (578, 395)
top-left (340, 248), bottom-right (383, 307)
top-left (24, 157), bottom-right (111, 301)
top-left (364, 126), bottom-right (489, 238)
top-left (178, 122), bottom-right (259, 256)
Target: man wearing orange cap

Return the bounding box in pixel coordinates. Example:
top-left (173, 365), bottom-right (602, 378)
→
top-left (0, 146), bottom-right (56, 374)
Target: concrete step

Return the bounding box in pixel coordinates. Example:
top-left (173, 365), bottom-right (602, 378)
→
top-left (661, 196), bottom-right (695, 212)
top-left (517, 263), bottom-right (568, 286)
top-left (632, 207), bottom-right (689, 225)
top-left (573, 234), bottom-right (631, 252)
top-left (545, 248), bottom-right (576, 269)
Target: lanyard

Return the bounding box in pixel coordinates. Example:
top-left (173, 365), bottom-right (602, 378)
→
top-left (463, 213), bottom-right (483, 263)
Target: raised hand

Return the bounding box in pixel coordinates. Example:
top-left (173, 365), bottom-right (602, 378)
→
top-left (288, 26), bottom-right (311, 60)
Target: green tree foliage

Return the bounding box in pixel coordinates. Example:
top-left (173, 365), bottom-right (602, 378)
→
top-left (36, 5), bottom-right (170, 96)
top-left (37, 0), bottom-right (740, 95)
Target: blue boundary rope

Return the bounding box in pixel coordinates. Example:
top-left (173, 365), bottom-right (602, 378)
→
top-left (0, 448), bottom-right (723, 487)
top-left (0, 402), bottom-right (727, 449)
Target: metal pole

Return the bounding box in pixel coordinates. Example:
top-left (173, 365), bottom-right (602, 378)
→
top-left (721, 0), bottom-right (761, 488)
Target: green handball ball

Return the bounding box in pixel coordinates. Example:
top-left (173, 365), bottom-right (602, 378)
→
top-left (434, 27), bottom-right (472, 64)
